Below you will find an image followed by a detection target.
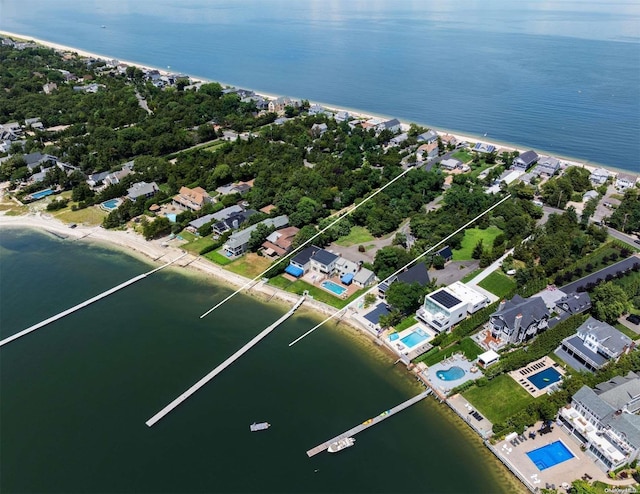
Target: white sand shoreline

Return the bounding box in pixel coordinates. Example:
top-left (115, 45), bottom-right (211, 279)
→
top-left (1, 30), bottom-right (633, 177)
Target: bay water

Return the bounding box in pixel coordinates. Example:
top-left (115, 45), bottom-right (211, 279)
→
top-left (0, 0), bottom-right (638, 171)
top-left (0, 229), bottom-right (514, 493)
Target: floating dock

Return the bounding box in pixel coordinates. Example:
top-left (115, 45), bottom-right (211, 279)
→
top-left (146, 295), bottom-right (305, 427)
top-left (0, 253), bottom-right (187, 348)
top-left (306, 389), bottom-right (431, 457)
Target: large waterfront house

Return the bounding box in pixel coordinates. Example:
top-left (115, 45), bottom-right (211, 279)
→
top-left (532, 156), bottom-right (561, 177)
top-left (212, 209), bottom-right (257, 235)
top-left (376, 118), bottom-right (402, 134)
top-left (268, 96), bottom-right (299, 113)
top-left (285, 246), bottom-right (373, 285)
top-left (416, 281), bottom-right (489, 333)
top-left (126, 181), bottom-right (159, 202)
top-left (616, 173), bottom-right (638, 191)
top-left (417, 129), bottom-right (438, 144)
top-left (261, 226), bottom-right (299, 257)
top-left (223, 215), bottom-right (289, 257)
top-left (488, 295), bottom-right (550, 347)
top-left (472, 142), bottom-right (495, 154)
top-left (556, 316), bottom-right (634, 373)
top-left (559, 372), bottom-right (640, 471)
top-left (512, 150), bottom-right (539, 171)
top-left (589, 167), bottom-right (612, 185)
top-left (172, 186), bottom-right (212, 212)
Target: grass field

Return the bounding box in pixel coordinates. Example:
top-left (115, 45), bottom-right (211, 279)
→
top-left (452, 149), bottom-right (473, 163)
top-left (460, 268), bottom-right (483, 283)
top-left (462, 374), bottom-right (537, 424)
top-left (478, 271), bottom-right (516, 298)
top-left (182, 236), bottom-right (216, 254)
top-left (268, 275), bottom-right (365, 308)
top-left (334, 226), bottom-right (375, 247)
top-left (54, 206), bottom-right (107, 226)
top-left (416, 337), bottom-right (483, 366)
top-left (204, 250), bottom-right (233, 265)
top-left (453, 226), bottom-right (503, 261)
top-left (614, 322), bottom-right (639, 341)
top-left (394, 316), bottom-right (417, 332)
top-left (225, 253), bottom-right (272, 278)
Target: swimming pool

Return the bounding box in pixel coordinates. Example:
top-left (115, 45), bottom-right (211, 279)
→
top-left (101, 198), bottom-right (121, 211)
top-left (166, 213), bottom-right (177, 223)
top-left (436, 366), bottom-right (466, 381)
top-left (30, 188), bottom-right (53, 200)
top-left (526, 440), bottom-right (574, 471)
top-left (527, 367), bottom-right (562, 390)
top-left (321, 280), bottom-right (347, 296)
top-left (389, 333), bottom-right (399, 341)
top-left (400, 328), bottom-right (429, 348)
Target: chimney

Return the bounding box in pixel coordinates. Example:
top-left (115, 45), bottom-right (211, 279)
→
top-left (232, 219), bottom-right (239, 229)
top-left (514, 313), bottom-right (523, 335)
top-left (498, 299), bottom-right (506, 311)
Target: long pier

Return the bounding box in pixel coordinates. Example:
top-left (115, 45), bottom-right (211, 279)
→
top-left (0, 253), bottom-right (187, 348)
top-left (146, 295), bottom-right (306, 427)
top-left (306, 389), bottom-right (431, 457)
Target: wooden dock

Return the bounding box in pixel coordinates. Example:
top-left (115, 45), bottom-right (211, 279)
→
top-left (0, 253), bottom-right (187, 348)
top-left (146, 295), bottom-right (306, 427)
top-left (306, 389), bottom-right (431, 457)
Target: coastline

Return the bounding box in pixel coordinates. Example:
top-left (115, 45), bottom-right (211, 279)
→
top-left (0, 29), bottom-right (631, 177)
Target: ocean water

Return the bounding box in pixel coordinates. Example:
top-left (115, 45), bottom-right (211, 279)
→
top-left (0, 229), bottom-right (513, 493)
top-left (0, 0), bottom-right (639, 171)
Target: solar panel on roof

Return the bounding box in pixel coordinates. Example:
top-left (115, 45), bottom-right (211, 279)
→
top-left (431, 290), bottom-right (462, 309)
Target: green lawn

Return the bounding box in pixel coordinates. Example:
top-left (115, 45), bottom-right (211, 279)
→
top-left (204, 250), bottom-right (233, 265)
top-left (203, 141), bottom-right (226, 153)
top-left (460, 268), bottom-right (484, 283)
top-left (614, 322), bottom-right (639, 341)
top-left (182, 236), bottom-right (216, 254)
top-left (225, 253), bottom-right (273, 278)
top-left (478, 271), bottom-right (516, 298)
top-left (453, 226), bottom-right (503, 261)
top-left (394, 316), bottom-right (417, 332)
top-left (178, 230), bottom-right (197, 242)
top-left (334, 226), bottom-right (375, 247)
top-left (452, 150), bottom-right (473, 163)
top-left (415, 337), bottom-right (483, 366)
top-left (54, 206), bottom-right (107, 226)
top-left (462, 374), bottom-right (537, 424)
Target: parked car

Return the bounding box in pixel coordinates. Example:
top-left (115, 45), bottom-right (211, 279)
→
top-left (627, 314), bottom-right (640, 325)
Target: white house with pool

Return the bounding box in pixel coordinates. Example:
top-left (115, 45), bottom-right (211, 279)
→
top-left (416, 282), bottom-right (489, 333)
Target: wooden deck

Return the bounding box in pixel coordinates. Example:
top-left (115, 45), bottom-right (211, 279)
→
top-left (306, 389), bottom-right (431, 457)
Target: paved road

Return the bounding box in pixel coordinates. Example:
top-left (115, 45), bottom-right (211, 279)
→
top-left (560, 255), bottom-right (640, 294)
top-left (606, 227), bottom-right (640, 248)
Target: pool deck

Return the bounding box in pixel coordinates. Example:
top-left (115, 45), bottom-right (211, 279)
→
top-left (422, 354), bottom-right (482, 395)
top-left (490, 421), bottom-right (612, 491)
top-left (508, 356), bottom-right (567, 398)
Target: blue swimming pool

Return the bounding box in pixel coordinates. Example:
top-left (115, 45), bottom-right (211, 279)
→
top-left (436, 366), bottom-right (466, 381)
top-left (389, 333), bottom-right (399, 341)
top-left (166, 213), bottom-right (177, 223)
top-left (400, 328), bottom-right (429, 348)
top-left (101, 198), bottom-right (121, 211)
top-left (30, 188), bottom-right (53, 200)
top-left (321, 280), bottom-right (347, 296)
top-left (527, 441), bottom-right (574, 471)
top-left (527, 367), bottom-right (562, 390)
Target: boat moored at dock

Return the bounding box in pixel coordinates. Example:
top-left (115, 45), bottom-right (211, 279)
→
top-left (328, 437), bottom-right (355, 453)
top-left (250, 422), bottom-right (270, 432)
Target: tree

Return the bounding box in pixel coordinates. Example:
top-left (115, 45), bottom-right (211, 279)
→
top-left (247, 223), bottom-right (274, 252)
top-left (385, 282), bottom-right (425, 315)
top-left (364, 293), bottom-right (377, 309)
top-left (432, 255), bottom-right (445, 270)
top-left (591, 281), bottom-right (630, 324)
top-left (373, 246), bottom-right (413, 281)
top-left (472, 239), bottom-right (484, 260)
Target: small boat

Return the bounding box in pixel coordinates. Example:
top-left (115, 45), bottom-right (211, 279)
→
top-left (250, 422), bottom-right (270, 432)
top-left (101, 25), bottom-right (106, 29)
top-left (328, 437), bottom-right (355, 453)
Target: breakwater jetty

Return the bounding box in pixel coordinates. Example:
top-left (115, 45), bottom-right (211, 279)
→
top-left (0, 253), bottom-right (187, 348)
top-left (146, 295), bottom-right (306, 427)
top-left (306, 389), bottom-right (431, 457)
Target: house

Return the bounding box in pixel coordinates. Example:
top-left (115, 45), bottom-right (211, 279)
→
top-left (440, 134), bottom-right (458, 148)
top-left (416, 281), bottom-right (489, 333)
top-left (309, 249), bottom-right (339, 276)
top-left (285, 245), bottom-right (337, 277)
top-left (22, 152), bottom-right (56, 172)
top-left (24, 117), bottom-right (43, 129)
top-left (440, 158), bottom-right (462, 171)
top-left (555, 291), bottom-right (591, 316)
top-left (488, 295), bottom-right (550, 346)
top-left (389, 133), bottom-right (408, 146)
top-left (261, 226), bottom-right (300, 257)
top-left (616, 173), bottom-right (638, 191)
top-left (353, 267), bottom-right (375, 287)
top-left (435, 245), bottom-right (453, 262)
top-left (533, 156), bottom-right (561, 177)
top-left (103, 161), bottom-right (134, 186)
top-left (378, 262), bottom-right (430, 299)
top-left (187, 205), bottom-right (244, 231)
top-left (126, 181), bottom-right (159, 201)
top-left (583, 190), bottom-right (599, 202)
top-left (86, 171), bottom-right (111, 188)
top-left (334, 110), bottom-right (350, 122)
top-left (512, 150), bottom-right (539, 171)
top-left (417, 130), bottom-right (438, 144)
top-left (212, 209), bottom-right (257, 235)
top-left (286, 246), bottom-right (318, 277)
top-left (558, 373), bottom-right (640, 471)
top-left (223, 215), bottom-right (289, 257)
top-left (416, 142), bottom-right (438, 161)
top-left (308, 104), bottom-right (325, 116)
top-left (311, 123), bottom-right (328, 137)
top-left (556, 317), bottom-right (633, 373)
top-left (216, 180), bottom-right (254, 196)
top-left (376, 118), bottom-right (401, 134)
top-left (472, 142), bottom-right (495, 154)
top-left (268, 97), bottom-right (299, 113)
top-left (590, 167), bottom-right (611, 185)
top-left (172, 186), bottom-right (212, 212)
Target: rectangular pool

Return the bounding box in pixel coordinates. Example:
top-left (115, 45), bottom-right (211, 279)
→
top-left (31, 188), bottom-right (53, 200)
top-left (321, 280), bottom-right (347, 296)
top-left (400, 328), bottom-right (429, 348)
top-left (527, 367), bottom-right (562, 390)
top-left (526, 440), bottom-right (574, 471)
